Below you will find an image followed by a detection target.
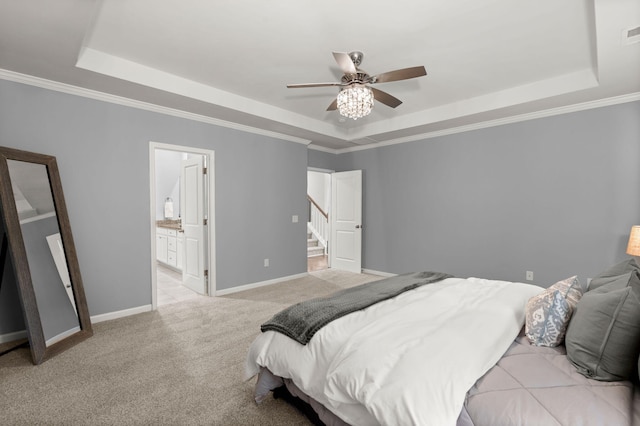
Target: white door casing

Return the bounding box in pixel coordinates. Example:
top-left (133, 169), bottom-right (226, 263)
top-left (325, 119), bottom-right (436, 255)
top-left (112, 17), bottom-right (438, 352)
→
top-left (330, 170), bottom-right (362, 273)
top-left (181, 156), bottom-right (207, 295)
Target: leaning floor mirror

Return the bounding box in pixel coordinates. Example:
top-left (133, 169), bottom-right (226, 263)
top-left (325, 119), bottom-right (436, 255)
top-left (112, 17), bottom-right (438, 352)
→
top-left (0, 146), bottom-right (92, 364)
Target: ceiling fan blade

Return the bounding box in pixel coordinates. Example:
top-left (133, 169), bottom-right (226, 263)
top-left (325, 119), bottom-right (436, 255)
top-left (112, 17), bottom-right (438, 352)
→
top-left (371, 87), bottom-right (402, 108)
top-left (332, 51), bottom-right (357, 75)
top-left (372, 66), bottom-right (427, 84)
top-left (326, 98), bottom-right (337, 111)
top-left (287, 82), bottom-right (343, 88)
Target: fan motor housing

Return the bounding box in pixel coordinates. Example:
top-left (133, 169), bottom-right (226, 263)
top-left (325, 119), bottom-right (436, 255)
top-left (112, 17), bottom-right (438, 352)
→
top-left (341, 72), bottom-right (370, 85)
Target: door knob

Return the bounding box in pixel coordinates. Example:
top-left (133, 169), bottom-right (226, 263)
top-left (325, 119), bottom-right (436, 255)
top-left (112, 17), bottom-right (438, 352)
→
top-left (356, 225), bottom-right (362, 229)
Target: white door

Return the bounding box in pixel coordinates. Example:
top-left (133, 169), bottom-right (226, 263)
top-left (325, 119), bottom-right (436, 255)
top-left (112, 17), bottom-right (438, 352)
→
top-left (45, 233), bottom-right (77, 314)
top-left (330, 170), bottom-right (362, 273)
top-left (181, 156), bottom-right (207, 295)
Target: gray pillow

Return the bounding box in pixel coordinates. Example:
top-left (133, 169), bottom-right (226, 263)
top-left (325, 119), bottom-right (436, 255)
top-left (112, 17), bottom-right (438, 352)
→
top-left (565, 270), bottom-right (640, 381)
top-left (588, 258), bottom-right (640, 291)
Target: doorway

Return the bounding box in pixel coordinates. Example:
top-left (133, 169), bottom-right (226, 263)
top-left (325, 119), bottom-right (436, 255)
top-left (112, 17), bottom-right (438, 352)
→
top-left (307, 168), bottom-right (331, 272)
top-left (306, 168), bottom-right (363, 273)
top-left (149, 142), bottom-right (216, 309)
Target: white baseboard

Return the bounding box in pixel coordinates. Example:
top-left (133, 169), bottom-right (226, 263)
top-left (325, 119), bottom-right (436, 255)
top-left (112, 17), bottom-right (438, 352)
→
top-left (362, 268), bottom-right (396, 277)
top-left (91, 304), bottom-right (152, 324)
top-left (1, 306), bottom-right (152, 343)
top-left (63, 273), bottom-right (316, 324)
top-left (2, 271), bottom-right (391, 339)
top-left (215, 272), bottom-right (309, 296)
top-left (0, 330), bottom-right (27, 344)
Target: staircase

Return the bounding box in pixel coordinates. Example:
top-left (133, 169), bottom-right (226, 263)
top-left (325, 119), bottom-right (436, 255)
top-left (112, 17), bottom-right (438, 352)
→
top-left (307, 232), bottom-right (325, 257)
top-left (307, 194), bottom-right (328, 258)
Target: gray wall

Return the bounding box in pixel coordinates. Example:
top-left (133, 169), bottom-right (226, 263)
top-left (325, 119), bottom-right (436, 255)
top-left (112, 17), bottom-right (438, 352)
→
top-left (1, 76), bottom-right (637, 336)
top-left (0, 79), bottom-right (308, 334)
top-left (324, 101), bottom-right (640, 287)
top-left (307, 149), bottom-right (337, 171)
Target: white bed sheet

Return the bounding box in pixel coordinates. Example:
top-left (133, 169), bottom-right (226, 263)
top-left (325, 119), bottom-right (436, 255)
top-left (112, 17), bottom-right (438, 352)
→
top-left (246, 276), bottom-right (543, 426)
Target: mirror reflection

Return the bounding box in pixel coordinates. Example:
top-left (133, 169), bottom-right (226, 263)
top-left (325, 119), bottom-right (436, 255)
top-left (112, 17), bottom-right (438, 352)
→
top-left (7, 160), bottom-right (80, 345)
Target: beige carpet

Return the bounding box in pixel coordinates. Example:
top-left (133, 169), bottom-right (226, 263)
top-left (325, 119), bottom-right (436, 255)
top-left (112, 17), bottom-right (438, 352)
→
top-left (0, 270), bottom-right (380, 425)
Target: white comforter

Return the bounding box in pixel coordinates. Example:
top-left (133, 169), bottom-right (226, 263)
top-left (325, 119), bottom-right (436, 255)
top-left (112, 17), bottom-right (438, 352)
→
top-left (246, 277), bottom-right (543, 426)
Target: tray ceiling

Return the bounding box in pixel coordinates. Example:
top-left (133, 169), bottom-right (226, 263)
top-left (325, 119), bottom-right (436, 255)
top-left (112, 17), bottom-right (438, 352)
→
top-left (1, 0), bottom-right (639, 151)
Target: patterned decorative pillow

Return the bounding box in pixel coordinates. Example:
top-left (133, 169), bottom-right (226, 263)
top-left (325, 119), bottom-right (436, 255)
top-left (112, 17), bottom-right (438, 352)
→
top-left (525, 276), bottom-right (582, 347)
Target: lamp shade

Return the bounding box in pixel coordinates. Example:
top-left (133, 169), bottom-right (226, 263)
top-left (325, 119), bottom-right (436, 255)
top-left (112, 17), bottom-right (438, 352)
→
top-left (627, 225), bottom-right (640, 256)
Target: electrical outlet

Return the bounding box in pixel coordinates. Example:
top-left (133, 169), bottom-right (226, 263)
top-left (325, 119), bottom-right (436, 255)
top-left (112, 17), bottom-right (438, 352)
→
top-left (292, 215), bottom-right (298, 223)
top-left (526, 271), bottom-right (534, 281)
top-left (264, 258), bottom-right (269, 267)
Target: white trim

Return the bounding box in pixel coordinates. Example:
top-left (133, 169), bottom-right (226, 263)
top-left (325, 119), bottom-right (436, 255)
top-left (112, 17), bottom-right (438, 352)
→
top-left (76, 47), bottom-right (332, 141)
top-left (307, 166), bottom-right (335, 173)
top-left (55, 271), bottom-right (387, 324)
top-left (149, 145), bottom-right (159, 310)
top-left (2, 68), bottom-right (637, 155)
top-left (0, 68), bottom-right (310, 146)
top-left (19, 211), bottom-right (56, 225)
top-left (214, 272), bottom-right (309, 296)
top-left (337, 92), bottom-right (640, 153)
top-left (0, 330), bottom-right (27, 344)
top-left (91, 305), bottom-right (152, 324)
top-left (213, 270), bottom-right (393, 295)
top-left (149, 142), bottom-right (217, 310)
top-left (362, 269), bottom-right (396, 277)
top-left (82, 271), bottom-right (309, 321)
top-left (308, 144), bottom-right (339, 153)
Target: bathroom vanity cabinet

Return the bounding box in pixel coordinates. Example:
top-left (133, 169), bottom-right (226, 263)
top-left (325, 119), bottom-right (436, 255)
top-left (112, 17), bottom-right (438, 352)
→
top-left (156, 226), bottom-right (183, 270)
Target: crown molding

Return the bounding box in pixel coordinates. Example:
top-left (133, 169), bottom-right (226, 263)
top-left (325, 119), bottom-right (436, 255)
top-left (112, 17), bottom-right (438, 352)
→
top-left (336, 92), bottom-right (640, 154)
top-left (2, 68), bottom-right (637, 155)
top-left (307, 144), bottom-right (339, 154)
top-left (0, 68), bottom-right (311, 146)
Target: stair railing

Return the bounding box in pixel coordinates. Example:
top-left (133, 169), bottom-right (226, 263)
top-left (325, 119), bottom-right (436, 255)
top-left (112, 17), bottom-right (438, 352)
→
top-left (307, 195), bottom-right (328, 255)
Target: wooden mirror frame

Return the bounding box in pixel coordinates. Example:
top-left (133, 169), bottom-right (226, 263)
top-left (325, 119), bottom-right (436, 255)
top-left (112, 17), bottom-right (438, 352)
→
top-left (0, 146), bottom-right (92, 364)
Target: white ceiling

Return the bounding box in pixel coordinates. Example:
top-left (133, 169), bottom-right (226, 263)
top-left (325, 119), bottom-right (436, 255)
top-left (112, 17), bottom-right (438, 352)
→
top-left (0, 0), bottom-right (639, 151)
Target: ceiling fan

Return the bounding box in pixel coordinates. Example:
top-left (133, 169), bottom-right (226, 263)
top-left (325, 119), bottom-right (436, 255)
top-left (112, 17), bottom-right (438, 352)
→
top-left (286, 51), bottom-right (427, 119)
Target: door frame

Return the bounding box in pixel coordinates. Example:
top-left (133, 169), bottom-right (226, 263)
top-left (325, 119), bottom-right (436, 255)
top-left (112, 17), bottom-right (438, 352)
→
top-left (149, 142), bottom-right (216, 309)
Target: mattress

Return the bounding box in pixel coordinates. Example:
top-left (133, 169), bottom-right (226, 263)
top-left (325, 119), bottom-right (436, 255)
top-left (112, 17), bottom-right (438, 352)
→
top-left (465, 331), bottom-right (638, 426)
top-left (248, 273), bottom-right (639, 425)
top-left (256, 334), bottom-right (639, 426)
top-left (247, 276), bottom-right (544, 425)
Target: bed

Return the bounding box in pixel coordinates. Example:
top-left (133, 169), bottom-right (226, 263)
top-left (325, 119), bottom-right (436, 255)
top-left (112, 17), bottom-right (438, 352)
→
top-left (245, 262), bottom-right (640, 426)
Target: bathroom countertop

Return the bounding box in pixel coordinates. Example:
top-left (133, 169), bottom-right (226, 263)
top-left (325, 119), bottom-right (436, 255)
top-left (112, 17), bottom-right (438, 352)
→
top-left (156, 219), bottom-right (182, 230)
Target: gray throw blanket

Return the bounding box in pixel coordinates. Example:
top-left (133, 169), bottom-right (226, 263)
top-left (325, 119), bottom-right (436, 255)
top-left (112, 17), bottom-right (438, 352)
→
top-left (261, 271), bottom-right (453, 345)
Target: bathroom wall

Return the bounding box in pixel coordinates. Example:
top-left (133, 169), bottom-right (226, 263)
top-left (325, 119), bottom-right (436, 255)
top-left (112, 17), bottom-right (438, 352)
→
top-left (155, 149), bottom-right (183, 220)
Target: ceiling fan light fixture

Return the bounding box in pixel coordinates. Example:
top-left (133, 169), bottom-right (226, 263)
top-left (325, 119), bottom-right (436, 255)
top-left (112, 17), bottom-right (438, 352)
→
top-left (337, 85), bottom-right (374, 120)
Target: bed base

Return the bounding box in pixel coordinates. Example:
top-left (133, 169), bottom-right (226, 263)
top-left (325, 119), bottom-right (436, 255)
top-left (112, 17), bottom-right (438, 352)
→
top-left (256, 367), bottom-right (474, 426)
